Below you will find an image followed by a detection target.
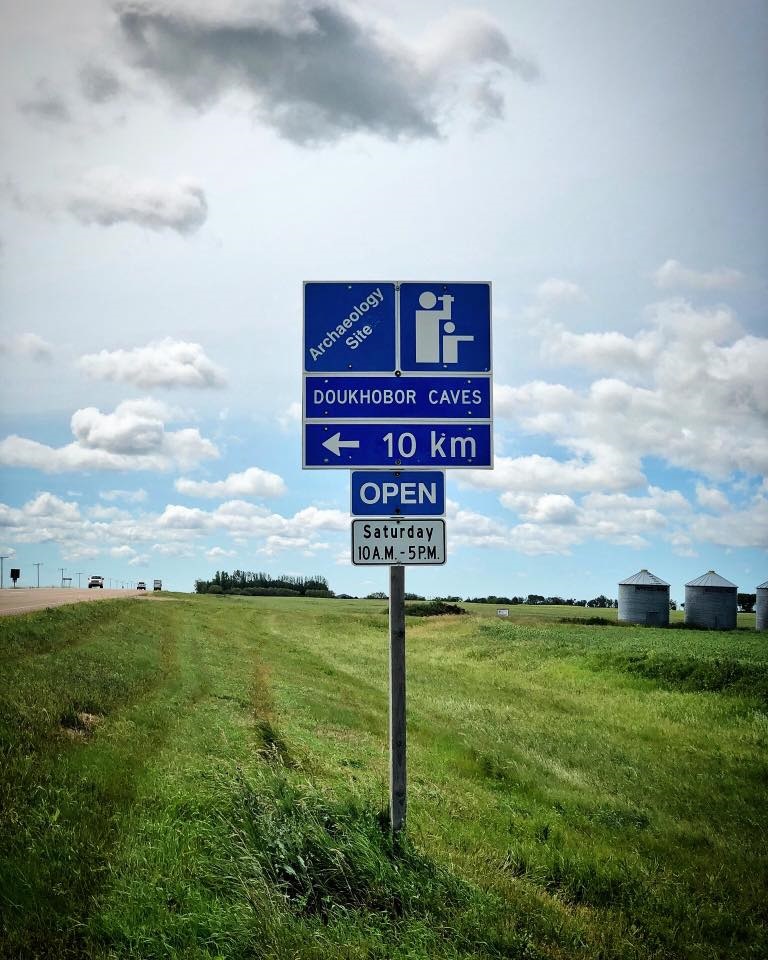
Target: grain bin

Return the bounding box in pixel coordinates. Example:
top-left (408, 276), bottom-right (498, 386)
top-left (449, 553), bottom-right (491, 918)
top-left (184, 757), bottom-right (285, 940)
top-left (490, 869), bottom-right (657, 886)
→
top-left (618, 569), bottom-right (670, 625)
top-left (756, 579), bottom-right (768, 631)
top-left (684, 571), bottom-right (737, 630)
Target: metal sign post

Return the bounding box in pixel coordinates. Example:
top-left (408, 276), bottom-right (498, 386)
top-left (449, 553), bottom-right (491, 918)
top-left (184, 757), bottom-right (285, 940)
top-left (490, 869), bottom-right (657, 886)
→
top-left (389, 565), bottom-right (406, 833)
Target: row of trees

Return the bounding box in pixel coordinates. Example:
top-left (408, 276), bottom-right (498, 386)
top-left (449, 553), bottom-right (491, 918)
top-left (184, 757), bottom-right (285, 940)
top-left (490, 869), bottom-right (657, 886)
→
top-left (466, 594), bottom-right (618, 608)
top-left (195, 570), bottom-right (333, 597)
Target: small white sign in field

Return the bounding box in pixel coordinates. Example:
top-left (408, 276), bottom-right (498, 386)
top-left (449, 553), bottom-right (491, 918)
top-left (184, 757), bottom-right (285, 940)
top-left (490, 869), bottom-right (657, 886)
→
top-left (351, 519), bottom-right (446, 566)
top-left (497, 608), bottom-right (510, 617)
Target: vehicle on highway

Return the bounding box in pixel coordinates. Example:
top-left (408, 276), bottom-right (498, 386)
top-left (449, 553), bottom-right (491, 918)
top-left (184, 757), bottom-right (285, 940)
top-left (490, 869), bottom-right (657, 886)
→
top-left (153, 579), bottom-right (162, 591)
top-left (88, 575), bottom-right (104, 589)
top-left (137, 581), bottom-right (146, 591)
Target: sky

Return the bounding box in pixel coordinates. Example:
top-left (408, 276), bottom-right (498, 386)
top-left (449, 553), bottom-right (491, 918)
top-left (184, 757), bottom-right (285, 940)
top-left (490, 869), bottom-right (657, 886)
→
top-left (0, 0), bottom-right (766, 602)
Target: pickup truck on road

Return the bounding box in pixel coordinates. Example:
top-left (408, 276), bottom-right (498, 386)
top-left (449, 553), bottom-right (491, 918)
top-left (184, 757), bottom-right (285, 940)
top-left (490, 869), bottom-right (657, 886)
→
top-left (88, 576), bottom-right (104, 589)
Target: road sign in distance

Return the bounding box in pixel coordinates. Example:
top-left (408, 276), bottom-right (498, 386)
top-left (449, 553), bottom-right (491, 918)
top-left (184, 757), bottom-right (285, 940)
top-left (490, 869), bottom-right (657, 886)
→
top-left (304, 375), bottom-right (491, 420)
top-left (399, 282), bottom-right (491, 373)
top-left (304, 282), bottom-right (396, 372)
top-left (351, 470), bottom-right (445, 517)
top-left (304, 422), bottom-right (492, 469)
top-left (351, 519), bottom-right (446, 565)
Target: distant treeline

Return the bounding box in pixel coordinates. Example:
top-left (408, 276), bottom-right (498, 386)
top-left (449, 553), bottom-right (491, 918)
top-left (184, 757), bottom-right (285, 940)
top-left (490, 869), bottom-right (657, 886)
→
top-left (466, 594), bottom-right (619, 608)
top-left (194, 570), bottom-right (334, 598)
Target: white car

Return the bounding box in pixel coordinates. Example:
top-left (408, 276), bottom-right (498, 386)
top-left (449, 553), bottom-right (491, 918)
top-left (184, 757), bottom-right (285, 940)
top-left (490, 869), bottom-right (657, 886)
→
top-left (137, 581), bottom-right (146, 591)
top-left (88, 575), bottom-right (104, 589)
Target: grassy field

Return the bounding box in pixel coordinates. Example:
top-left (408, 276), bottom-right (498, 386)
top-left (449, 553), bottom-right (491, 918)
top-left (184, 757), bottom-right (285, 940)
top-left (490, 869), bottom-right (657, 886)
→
top-left (0, 595), bottom-right (765, 959)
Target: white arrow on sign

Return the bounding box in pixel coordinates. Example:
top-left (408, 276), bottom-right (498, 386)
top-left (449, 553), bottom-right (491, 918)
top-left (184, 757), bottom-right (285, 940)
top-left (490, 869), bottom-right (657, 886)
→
top-left (322, 432), bottom-right (361, 456)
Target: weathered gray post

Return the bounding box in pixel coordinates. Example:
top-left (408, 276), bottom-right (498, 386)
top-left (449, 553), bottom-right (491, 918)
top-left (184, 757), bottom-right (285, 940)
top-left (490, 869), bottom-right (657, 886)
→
top-left (389, 564), bottom-right (406, 833)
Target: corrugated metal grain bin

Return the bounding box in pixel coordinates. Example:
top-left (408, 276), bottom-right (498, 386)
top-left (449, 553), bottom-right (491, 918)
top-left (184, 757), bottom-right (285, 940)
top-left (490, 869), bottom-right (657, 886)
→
top-left (756, 579), bottom-right (768, 631)
top-left (618, 569), bottom-right (670, 625)
top-left (684, 571), bottom-right (737, 630)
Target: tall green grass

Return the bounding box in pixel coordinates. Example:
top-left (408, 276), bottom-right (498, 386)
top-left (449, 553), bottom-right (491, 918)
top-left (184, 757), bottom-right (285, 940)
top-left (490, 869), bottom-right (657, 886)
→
top-left (0, 595), bottom-right (765, 958)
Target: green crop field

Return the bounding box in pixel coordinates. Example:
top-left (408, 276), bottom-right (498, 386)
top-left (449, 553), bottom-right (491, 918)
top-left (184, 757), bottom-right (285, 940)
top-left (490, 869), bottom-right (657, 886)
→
top-left (0, 595), bottom-right (765, 959)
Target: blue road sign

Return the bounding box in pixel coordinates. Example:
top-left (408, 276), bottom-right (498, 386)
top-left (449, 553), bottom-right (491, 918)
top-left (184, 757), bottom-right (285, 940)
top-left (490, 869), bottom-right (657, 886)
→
top-left (351, 470), bottom-right (445, 516)
top-left (304, 282), bottom-right (396, 372)
top-left (399, 282), bottom-right (491, 373)
top-left (304, 375), bottom-right (491, 420)
top-left (304, 422), bottom-right (492, 469)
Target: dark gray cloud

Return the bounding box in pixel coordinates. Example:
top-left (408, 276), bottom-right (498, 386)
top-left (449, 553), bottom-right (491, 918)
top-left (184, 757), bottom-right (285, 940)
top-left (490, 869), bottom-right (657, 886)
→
top-left (18, 80), bottom-right (72, 123)
top-left (113, 1), bottom-right (533, 144)
top-left (79, 63), bottom-right (124, 103)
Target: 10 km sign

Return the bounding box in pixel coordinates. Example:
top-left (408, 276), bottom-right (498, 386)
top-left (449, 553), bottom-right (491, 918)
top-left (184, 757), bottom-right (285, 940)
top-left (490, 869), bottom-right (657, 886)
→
top-left (304, 422), bottom-right (491, 469)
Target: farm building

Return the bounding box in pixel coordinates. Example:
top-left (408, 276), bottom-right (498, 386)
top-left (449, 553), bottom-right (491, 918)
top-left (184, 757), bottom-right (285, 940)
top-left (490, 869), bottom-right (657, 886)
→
top-left (684, 571), bottom-right (737, 630)
top-left (617, 569), bottom-right (670, 625)
top-left (756, 579), bottom-right (768, 631)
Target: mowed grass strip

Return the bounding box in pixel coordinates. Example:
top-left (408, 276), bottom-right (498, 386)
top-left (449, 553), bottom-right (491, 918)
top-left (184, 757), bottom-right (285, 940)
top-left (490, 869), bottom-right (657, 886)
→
top-left (0, 594), bottom-right (766, 958)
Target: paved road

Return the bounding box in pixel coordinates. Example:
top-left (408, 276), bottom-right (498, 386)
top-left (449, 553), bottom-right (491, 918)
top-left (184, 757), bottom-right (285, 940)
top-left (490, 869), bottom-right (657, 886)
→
top-left (0, 588), bottom-right (154, 617)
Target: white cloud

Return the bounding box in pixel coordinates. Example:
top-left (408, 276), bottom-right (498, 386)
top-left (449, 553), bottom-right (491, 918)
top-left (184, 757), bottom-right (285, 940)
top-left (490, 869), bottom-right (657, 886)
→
top-left (695, 484), bottom-right (730, 512)
top-left (100, 488), bottom-right (148, 503)
top-left (114, 1), bottom-right (535, 144)
top-left (175, 466), bottom-right (286, 499)
top-left (507, 493), bottom-right (580, 524)
top-left (278, 401), bottom-right (302, 432)
top-left (89, 505), bottom-right (132, 520)
top-left (206, 546), bottom-right (236, 559)
top-left (0, 399), bottom-right (219, 473)
top-left (653, 259), bottom-right (746, 290)
top-left (25, 492), bottom-right (81, 521)
top-left (4, 333), bottom-right (55, 361)
top-left (110, 545), bottom-right (136, 558)
top-left (152, 542), bottom-right (198, 558)
top-left (259, 535), bottom-right (313, 557)
top-left (467, 449), bottom-right (644, 495)
top-left (540, 325), bottom-right (659, 376)
top-left (533, 278), bottom-right (586, 309)
top-left (68, 169), bottom-right (207, 234)
top-left (289, 505), bottom-right (348, 531)
top-left (522, 278), bottom-right (586, 322)
top-left (484, 300), bottom-right (768, 485)
top-left (463, 299), bottom-right (768, 557)
top-left (445, 485), bottom-right (703, 559)
top-left (157, 504), bottom-right (211, 530)
top-left (79, 338), bottom-right (226, 389)
top-left (688, 493), bottom-right (768, 550)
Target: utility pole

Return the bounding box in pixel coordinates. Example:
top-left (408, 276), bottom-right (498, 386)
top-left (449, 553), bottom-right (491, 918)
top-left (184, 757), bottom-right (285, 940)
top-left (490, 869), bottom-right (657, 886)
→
top-left (33, 562), bottom-right (42, 587)
top-left (76, 572), bottom-right (83, 588)
top-left (0, 555), bottom-right (9, 589)
top-left (58, 567), bottom-right (65, 587)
